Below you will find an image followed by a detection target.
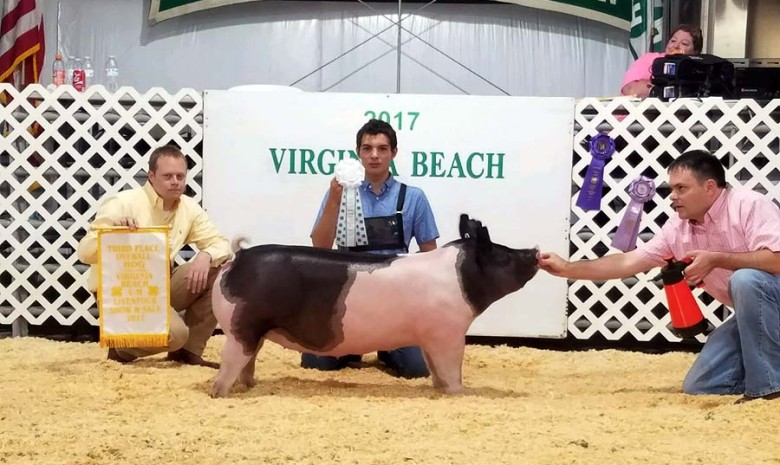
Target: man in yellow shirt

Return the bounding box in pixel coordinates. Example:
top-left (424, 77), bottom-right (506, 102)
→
top-left (78, 145), bottom-right (230, 368)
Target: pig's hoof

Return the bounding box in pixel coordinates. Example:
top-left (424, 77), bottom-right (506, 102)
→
top-left (439, 385), bottom-right (464, 395)
top-left (210, 383), bottom-right (230, 398)
top-left (240, 377), bottom-right (257, 388)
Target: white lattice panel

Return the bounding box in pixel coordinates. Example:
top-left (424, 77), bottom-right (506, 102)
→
top-left (570, 97), bottom-right (780, 342)
top-left (0, 83), bottom-right (203, 328)
top-left (4, 87), bottom-right (779, 346)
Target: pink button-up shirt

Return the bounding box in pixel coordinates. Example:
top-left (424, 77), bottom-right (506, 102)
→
top-left (636, 188), bottom-right (780, 307)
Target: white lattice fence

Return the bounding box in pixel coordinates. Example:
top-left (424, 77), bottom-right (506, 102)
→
top-left (570, 97), bottom-right (780, 342)
top-left (3, 88), bottom-right (779, 345)
top-left (0, 84), bottom-right (203, 333)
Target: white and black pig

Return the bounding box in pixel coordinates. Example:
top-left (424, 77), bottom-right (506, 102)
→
top-left (209, 214), bottom-right (539, 397)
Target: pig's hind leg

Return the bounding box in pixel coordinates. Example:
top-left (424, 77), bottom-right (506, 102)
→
top-left (422, 350), bottom-right (444, 390)
top-left (237, 340), bottom-right (264, 388)
top-left (210, 336), bottom-right (259, 398)
top-left (422, 339), bottom-right (466, 394)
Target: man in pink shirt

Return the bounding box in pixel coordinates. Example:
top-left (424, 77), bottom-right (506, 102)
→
top-left (540, 150), bottom-right (780, 403)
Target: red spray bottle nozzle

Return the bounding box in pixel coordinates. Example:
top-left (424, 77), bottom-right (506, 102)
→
top-left (661, 257), bottom-right (702, 288)
top-left (661, 258), bottom-right (689, 285)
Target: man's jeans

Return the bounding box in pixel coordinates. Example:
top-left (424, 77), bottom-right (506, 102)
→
top-left (301, 346), bottom-right (430, 379)
top-left (683, 269), bottom-right (780, 397)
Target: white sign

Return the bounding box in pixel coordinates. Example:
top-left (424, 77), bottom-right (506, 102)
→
top-left (203, 90), bottom-right (573, 338)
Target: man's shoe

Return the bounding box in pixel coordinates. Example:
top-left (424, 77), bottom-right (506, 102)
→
top-left (734, 391), bottom-right (780, 404)
top-left (106, 348), bottom-right (132, 364)
top-left (167, 348), bottom-right (220, 369)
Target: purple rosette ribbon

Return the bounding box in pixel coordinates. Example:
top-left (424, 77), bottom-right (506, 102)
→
top-left (611, 176), bottom-right (656, 252)
top-left (576, 133), bottom-right (615, 211)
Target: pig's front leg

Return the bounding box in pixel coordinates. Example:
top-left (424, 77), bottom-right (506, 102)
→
top-left (237, 340), bottom-right (263, 388)
top-left (211, 337), bottom-right (256, 398)
top-left (423, 339), bottom-right (466, 394)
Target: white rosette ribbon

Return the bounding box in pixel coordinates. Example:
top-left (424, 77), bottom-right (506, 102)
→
top-left (334, 159), bottom-right (368, 248)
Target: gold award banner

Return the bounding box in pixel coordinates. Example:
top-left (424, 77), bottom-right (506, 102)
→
top-left (97, 227), bottom-right (171, 348)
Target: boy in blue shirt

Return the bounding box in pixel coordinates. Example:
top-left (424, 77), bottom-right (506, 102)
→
top-left (302, 119), bottom-right (439, 378)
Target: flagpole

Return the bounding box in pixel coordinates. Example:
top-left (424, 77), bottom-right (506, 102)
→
top-left (647, 0), bottom-right (654, 53)
top-left (16, 61), bottom-right (24, 90)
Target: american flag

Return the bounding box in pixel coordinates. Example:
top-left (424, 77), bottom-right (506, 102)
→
top-left (0, 0), bottom-right (44, 87)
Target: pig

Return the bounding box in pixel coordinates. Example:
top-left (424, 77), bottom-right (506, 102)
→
top-left (209, 214), bottom-right (539, 398)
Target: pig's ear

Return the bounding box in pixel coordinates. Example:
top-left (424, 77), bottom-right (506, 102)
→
top-left (476, 225), bottom-right (492, 247)
top-left (459, 214), bottom-right (471, 239)
top-left (460, 215), bottom-right (482, 240)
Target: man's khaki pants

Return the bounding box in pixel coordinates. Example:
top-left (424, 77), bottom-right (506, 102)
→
top-left (114, 262), bottom-right (220, 361)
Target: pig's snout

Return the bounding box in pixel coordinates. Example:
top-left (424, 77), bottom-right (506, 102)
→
top-left (518, 248), bottom-right (541, 284)
top-left (521, 247), bottom-right (540, 269)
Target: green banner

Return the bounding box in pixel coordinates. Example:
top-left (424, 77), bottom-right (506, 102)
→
top-left (500, 0), bottom-right (630, 30)
top-left (149, 0), bottom-right (257, 24)
top-left (150, 0), bottom-right (633, 30)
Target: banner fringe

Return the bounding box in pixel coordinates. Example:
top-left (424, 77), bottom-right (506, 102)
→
top-left (99, 334), bottom-right (168, 348)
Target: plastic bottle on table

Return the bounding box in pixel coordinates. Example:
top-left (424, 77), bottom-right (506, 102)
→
top-left (65, 56), bottom-right (75, 85)
top-left (83, 56), bottom-right (94, 88)
top-left (104, 56), bottom-right (119, 92)
top-left (52, 53), bottom-right (65, 86)
top-left (72, 58), bottom-right (85, 92)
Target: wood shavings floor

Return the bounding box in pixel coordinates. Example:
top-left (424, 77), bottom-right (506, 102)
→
top-left (1, 336), bottom-right (778, 465)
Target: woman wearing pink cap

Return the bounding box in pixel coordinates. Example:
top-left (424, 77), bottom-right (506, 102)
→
top-left (621, 24), bottom-right (704, 98)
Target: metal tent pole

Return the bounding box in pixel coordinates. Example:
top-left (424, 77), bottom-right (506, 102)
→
top-left (396, 0), bottom-right (402, 93)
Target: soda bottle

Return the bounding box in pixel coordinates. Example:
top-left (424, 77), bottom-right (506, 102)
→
top-left (52, 53), bottom-right (65, 86)
top-left (72, 58), bottom-right (85, 92)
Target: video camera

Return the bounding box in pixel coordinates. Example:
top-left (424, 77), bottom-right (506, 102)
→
top-left (650, 54), bottom-right (736, 100)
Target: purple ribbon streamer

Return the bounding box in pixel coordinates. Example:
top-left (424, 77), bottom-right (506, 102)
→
top-left (576, 133), bottom-right (615, 211)
top-left (612, 176), bottom-right (656, 252)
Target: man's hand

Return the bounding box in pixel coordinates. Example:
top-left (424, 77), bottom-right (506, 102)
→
top-left (113, 217), bottom-right (139, 231)
top-left (622, 79), bottom-right (652, 98)
top-left (538, 252), bottom-right (569, 277)
top-left (684, 250), bottom-right (721, 285)
top-left (186, 252), bottom-right (212, 294)
top-left (328, 177), bottom-right (344, 202)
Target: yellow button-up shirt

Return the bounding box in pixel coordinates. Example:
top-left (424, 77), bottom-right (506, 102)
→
top-left (78, 182), bottom-right (230, 291)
